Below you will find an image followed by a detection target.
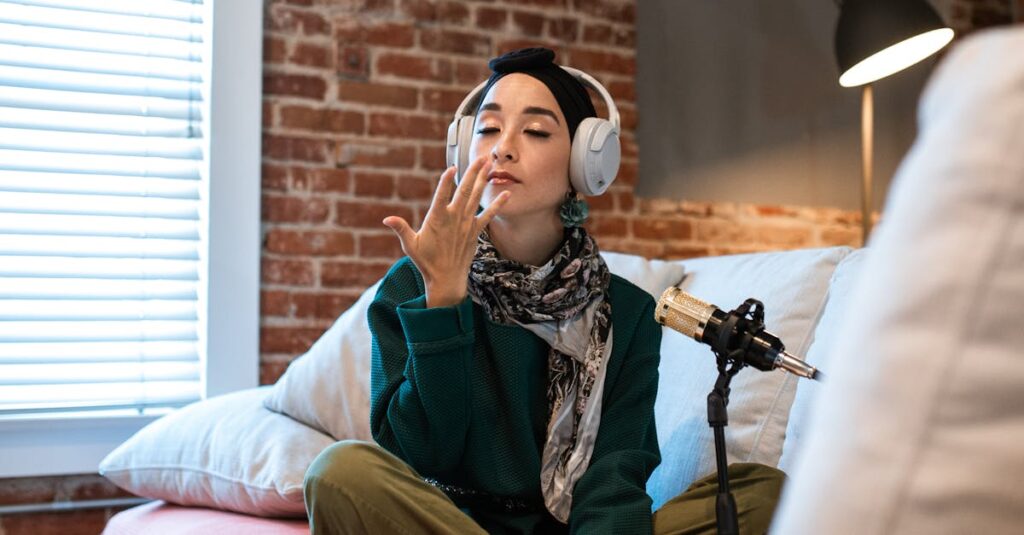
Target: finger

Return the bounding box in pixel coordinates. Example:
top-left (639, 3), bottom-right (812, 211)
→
top-left (450, 156), bottom-right (488, 211)
top-left (429, 166), bottom-right (458, 214)
top-left (382, 216), bottom-right (416, 254)
top-left (464, 158), bottom-right (494, 217)
top-left (474, 190), bottom-right (511, 232)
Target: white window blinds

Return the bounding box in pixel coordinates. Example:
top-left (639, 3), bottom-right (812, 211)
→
top-left (0, 0), bottom-right (207, 417)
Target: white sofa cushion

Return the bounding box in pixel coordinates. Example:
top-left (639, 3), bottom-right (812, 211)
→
top-left (262, 251), bottom-right (686, 440)
top-left (646, 246), bottom-right (852, 509)
top-left (777, 247), bottom-right (867, 473)
top-left (100, 387), bottom-right (334, 517)
top-left (772, 27), bottom-right (1024, 534)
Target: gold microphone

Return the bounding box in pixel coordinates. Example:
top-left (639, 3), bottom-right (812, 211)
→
top-left (655, 287), bottom-right (822, 381)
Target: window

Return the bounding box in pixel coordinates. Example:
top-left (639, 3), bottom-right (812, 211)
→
top-left (0, 0), bottom-right (262, 477)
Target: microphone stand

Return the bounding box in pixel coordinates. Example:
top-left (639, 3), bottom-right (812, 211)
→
top-left (704, 298), bottom-right (767, 535)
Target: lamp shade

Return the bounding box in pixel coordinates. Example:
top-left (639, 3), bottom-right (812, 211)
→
top-left (835, 0), bottom-right (954, 87)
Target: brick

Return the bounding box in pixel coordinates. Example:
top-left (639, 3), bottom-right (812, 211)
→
top-left (583, 23), bottom-right (612, 44)
top-left (455, 60), bottom-right (492, 85)
top-left (621, 136), bottom-right (638, 159)
top-left (420, 29), bottom-right (491, 56)
top-left (263, 100), bottom-right (274, 128)
top-left (262, 134), bottom-right (330, 162)
top-left (264, 36), bottom-right (287, 64)
top-left (496, 39), bottom-right (563, 58)
top-left (396, 174), bottom-right (435, 200)
top-left (755, 224), bottom-right (814, 248)
top-left (590, 215), bottom-right (627, 237)
top-left (695, 220), bottom-right (757, 244)
top-left (568, 48), bottom-right (635, 76)
top-left (476, 7), bottom-right (508, 30)
top-left (337, 81), bottom-right (418, 108)
top-left (516, 0), bottom-right (567, 7)
top-left (360, 233), bottom-right (405, 258)
top-left (422, 87), bottom-right (467, 113)
top-left (265, 229), bottom-right (356, 256)
top-left (280, 105), bottom-right (365, 134)
top-left (315, 292), bottom-right (362, 319)
top-left (576, 1), bottom-right (634, 23)
top-left (336, 142), bottom-right (417, 168)
top-left (260, 359), bottom-right (290, 385)
top-left (261, 194), bottom-right (330, 223)
top-left (821, 226), bottom-right (861, 247)
top-left (261, 289), bottom-right (290, 317)
top-left (262, 163), bottom-right (289, 191)
top-left (267, 6), bottom-right (329, 36)
top-left (291, 41), bottom-right (331, 68)
top-left (607, 80), bottom-right (635, 102)
top-left (353, 171), bottom-right (396, 198)
top-left (633, 218), bottom-right (693, 240)
top-left (0, 477), bottom-right (58, 506)
top-left (369, 113), bottom-right (448, 141)
top-left (511, 11), bottom-right (545, 37)
top-left (321, 261), bottom-right (394, 288)
top-left (548, 18), bottom-right (579, 41)
top-left (586, 192), bottom-right (615, 211)
top-left (335, 200), bottom-right (414, 228)
top-left (260, 326), bottom-right (325, 355)
top-left (616, 161), bottom-right (638, 186)
top-left (337, 45), bottom-right (369, 79)
top-left (376, 52), bottom-right (454, 83)
top-left (615, 191), bottom-right (635, 212)
top-left (619, 104), bottom-right (637, 130)
top-left (398, 0), bottom-right (468, 23)
top-left (419, 143), bottom-right (448, 171)
top-left (261, 258), bottom-right (315, 286)
top-left (662, 243), bottom-right (711, 260)
top-left (335, 20), bottom-right (415, 48)
top-left (64, 474), bottom-right (133, 501)
top-left (263, 72), bottom-right (327, 100)
top-left (1, 509), bottom-right (110, 535)
top-left (291, 167), bottom-right (351, 192)
top-left (754, 205), bottom-right (801, 218)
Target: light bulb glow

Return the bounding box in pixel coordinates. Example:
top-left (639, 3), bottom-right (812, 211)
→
top-left (839, 28), bottom-right (955, 87)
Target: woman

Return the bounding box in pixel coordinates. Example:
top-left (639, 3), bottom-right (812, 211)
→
top-left (304, 48), bottom-right (783, 535)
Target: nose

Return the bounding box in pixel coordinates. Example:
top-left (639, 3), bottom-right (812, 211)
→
top-left (490, 133), bottom-right (517, 162)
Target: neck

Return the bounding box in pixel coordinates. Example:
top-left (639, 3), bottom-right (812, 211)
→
top-left (487, 212), bottom-right (566, 267)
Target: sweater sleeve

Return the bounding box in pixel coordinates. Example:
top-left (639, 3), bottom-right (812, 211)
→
top-left (569, 298), bottom-right (662, 535)
top-left (368, 258), bottom-right (475, 475)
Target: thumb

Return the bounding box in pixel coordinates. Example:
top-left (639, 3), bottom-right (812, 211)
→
top-left (382, 216), bottom-right (415, 251)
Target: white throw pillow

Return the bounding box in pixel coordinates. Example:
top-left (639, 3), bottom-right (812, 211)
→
top-left (646, 246), bottom-right (852, 510)
top-left (777, 247), bottom-right (867, 473)
top-left (263, 281), bottom-right (380, 441)
top-left (772, 27), bottom-right (1024, 534)
top-left (600, 251), bottom-right (687, 298)
top-left (100, 387), bottom-right (334, 517)
top-left (263, 252), bottom-right (686, 440)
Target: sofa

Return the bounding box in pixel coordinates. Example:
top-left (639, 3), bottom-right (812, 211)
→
top-left (100, 26), bottom-right (1024, 534)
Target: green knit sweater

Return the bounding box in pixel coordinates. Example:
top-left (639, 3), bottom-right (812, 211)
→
top-left (369, 256), bottom-right (662, 534)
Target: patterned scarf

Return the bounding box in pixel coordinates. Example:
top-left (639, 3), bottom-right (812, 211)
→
top-left (467, 226), bottom-right (613, 523)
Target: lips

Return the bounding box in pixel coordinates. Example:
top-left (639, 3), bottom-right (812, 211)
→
top-left (488, 171), bottom-right (520, 183)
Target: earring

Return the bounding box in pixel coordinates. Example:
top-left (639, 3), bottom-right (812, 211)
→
top-left (559, 190), bottom-right (589, 228)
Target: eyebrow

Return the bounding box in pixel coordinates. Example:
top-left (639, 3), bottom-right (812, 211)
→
top-left (479, 102), bottom-right (560, 125)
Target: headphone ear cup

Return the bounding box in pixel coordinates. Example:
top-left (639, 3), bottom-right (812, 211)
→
top-left (569, 117), bottom-right (621, 196)
top-left (455, 115), bottom-right (476, 184)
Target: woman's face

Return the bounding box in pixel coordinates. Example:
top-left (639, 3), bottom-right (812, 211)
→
top-left (469, 73), bottom-right (571, 222)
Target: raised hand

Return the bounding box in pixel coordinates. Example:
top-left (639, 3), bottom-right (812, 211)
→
top-left (382, 156), bottom-right (511, 308)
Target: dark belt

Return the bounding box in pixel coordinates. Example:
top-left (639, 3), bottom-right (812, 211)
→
top-left (423, 477), bottom-right (545, 515)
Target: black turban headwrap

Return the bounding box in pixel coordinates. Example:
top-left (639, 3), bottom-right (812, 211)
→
top-left (475, 48), bottom-right (597, 141)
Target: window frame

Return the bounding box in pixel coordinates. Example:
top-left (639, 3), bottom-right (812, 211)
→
top-left (0, 0), bottom-right (263, 479)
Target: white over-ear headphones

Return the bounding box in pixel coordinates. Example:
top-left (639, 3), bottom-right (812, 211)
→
top-left (445, 66), bottom-right (621, 197)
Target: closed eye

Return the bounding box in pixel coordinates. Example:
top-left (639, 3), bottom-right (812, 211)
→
top-left (475, 127), bottom-right (551, 138)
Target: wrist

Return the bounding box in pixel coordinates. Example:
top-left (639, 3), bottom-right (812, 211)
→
top-left (425, 285), bottom-right (466, 308)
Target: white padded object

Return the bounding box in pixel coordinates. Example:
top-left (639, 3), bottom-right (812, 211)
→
top-left (772, 27), bottom-right (1024, 535)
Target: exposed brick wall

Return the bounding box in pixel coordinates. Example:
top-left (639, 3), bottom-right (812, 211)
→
top-left (0, 1), bottom-right (1016, 533)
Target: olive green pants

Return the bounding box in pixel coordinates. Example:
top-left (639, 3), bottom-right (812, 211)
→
top-left (304, 440), bottom-right (784, 535)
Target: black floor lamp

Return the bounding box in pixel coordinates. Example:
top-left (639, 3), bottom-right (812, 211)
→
top-left (834, 0), bottom-right (954, 244)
